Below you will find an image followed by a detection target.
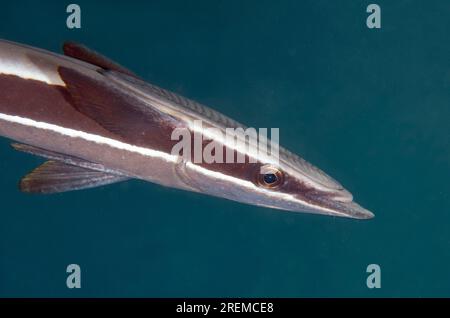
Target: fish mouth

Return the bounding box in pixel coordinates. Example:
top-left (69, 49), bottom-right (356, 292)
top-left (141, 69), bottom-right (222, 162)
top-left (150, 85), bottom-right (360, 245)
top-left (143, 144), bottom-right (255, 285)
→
top-left (325, 186), bottom-right (374, 219)
top-left (263, 198), bottom-right (374, 219)
top-left (303, 195), bottom-right (375, 219)
top-left (270, 187), bottom-right (374, 219)
top-left (301, 185), bottom-right (374, 219)
top-left (326, 201), bottom-right (374, 219)
top-left (272, 199), bottom-right (374, 219)
top-left (255, 188), bottom-right (374, 219)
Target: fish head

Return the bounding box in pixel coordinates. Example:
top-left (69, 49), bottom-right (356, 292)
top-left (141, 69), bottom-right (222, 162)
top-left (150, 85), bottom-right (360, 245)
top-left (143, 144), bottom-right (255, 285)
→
top-left (177, 144), bottom-right (373, 219)
top-left (248, 149), bottom-right (374, 219)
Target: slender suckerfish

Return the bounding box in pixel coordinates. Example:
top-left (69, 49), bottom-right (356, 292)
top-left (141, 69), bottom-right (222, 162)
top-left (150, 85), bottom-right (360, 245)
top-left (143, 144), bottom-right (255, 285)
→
top-left (0, 39), bottom-right (373, 219)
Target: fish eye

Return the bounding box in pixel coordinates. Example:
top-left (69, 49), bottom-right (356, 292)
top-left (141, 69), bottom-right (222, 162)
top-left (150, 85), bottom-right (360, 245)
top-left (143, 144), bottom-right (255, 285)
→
top-left (257, 165), bottom-right (284, 188)
top-left (263, 173), bottom-right (278, 184)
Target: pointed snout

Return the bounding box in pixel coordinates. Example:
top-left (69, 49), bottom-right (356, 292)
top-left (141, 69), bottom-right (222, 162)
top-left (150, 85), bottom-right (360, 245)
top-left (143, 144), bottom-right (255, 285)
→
top-left (300, 188), bottom-right (374, 219)
top-left (340, 201), bottom-right (374, 219)
top-left (317, 188), bottom-right (374, 219)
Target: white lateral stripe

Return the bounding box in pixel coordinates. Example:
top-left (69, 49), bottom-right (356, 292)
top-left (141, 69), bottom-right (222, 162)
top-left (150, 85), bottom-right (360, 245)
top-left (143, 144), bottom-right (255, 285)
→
top-left (0, 113), bottom-right (178, 163)
top-left (185, 161), bottom-right (346, 216)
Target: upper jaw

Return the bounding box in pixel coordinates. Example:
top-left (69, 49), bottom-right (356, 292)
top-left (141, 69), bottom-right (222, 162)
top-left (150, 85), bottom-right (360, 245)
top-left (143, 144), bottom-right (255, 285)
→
top-left (306, 186), bottom-right (373, 219)
top-left (329, 188), bottom-right (354, 203)
top-left (327, 187), bottom-right (374, 219)
top-left (280, 188), bottom-right (374, 219)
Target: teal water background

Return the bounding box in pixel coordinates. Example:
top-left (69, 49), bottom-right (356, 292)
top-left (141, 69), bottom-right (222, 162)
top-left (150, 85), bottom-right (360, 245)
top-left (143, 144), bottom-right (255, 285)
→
top-left (0, 0), bottom-right (449, 297)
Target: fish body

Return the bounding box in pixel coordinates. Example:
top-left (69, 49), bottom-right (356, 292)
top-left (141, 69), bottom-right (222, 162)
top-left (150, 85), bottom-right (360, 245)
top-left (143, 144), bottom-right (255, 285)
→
top-left (0, 39), bottom-right (373, 219)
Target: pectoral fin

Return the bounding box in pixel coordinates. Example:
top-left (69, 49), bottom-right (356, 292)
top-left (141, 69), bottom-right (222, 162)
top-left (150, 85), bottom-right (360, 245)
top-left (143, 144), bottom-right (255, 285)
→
top-left (12, 143), bottom-right (129, 194)
top-left (11, 143), bottom-right (121, 174)
top-left (20, 160), bottom-right (128, 194)
top-left (58, 66), bottom-right (179, 151)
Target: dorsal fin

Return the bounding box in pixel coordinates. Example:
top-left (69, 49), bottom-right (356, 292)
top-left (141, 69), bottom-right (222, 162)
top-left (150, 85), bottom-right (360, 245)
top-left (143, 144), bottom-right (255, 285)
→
top-left (20, 160), bottom-right (128, 194)
top-left (63, 42), bottom-right (137, 77)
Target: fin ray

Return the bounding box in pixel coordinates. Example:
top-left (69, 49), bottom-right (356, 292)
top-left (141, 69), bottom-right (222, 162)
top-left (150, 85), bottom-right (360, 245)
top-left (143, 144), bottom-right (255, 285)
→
top-left (102, 69), bottom-right (247, 130)
top-left (20, 161), bottom-right (128, 194)
top-left (11, 143), bottom-right (125, 175)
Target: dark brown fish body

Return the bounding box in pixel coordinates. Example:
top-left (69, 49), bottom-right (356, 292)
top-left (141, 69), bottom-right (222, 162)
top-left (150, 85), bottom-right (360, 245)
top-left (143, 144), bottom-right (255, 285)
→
top-left (0, 39), bottom-right (373, 219)
top-left (0, 41), bottom-right (190, 191)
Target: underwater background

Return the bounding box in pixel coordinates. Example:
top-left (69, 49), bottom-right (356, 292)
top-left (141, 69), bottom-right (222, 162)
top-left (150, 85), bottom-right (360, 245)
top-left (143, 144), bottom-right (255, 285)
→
top-left (0, 0), bottom-right (449, 297)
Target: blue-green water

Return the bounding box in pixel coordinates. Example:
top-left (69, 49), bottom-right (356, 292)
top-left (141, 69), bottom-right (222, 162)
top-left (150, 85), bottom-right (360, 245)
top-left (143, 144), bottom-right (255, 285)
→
top-left (0, 0), bottom-right (449, 297)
